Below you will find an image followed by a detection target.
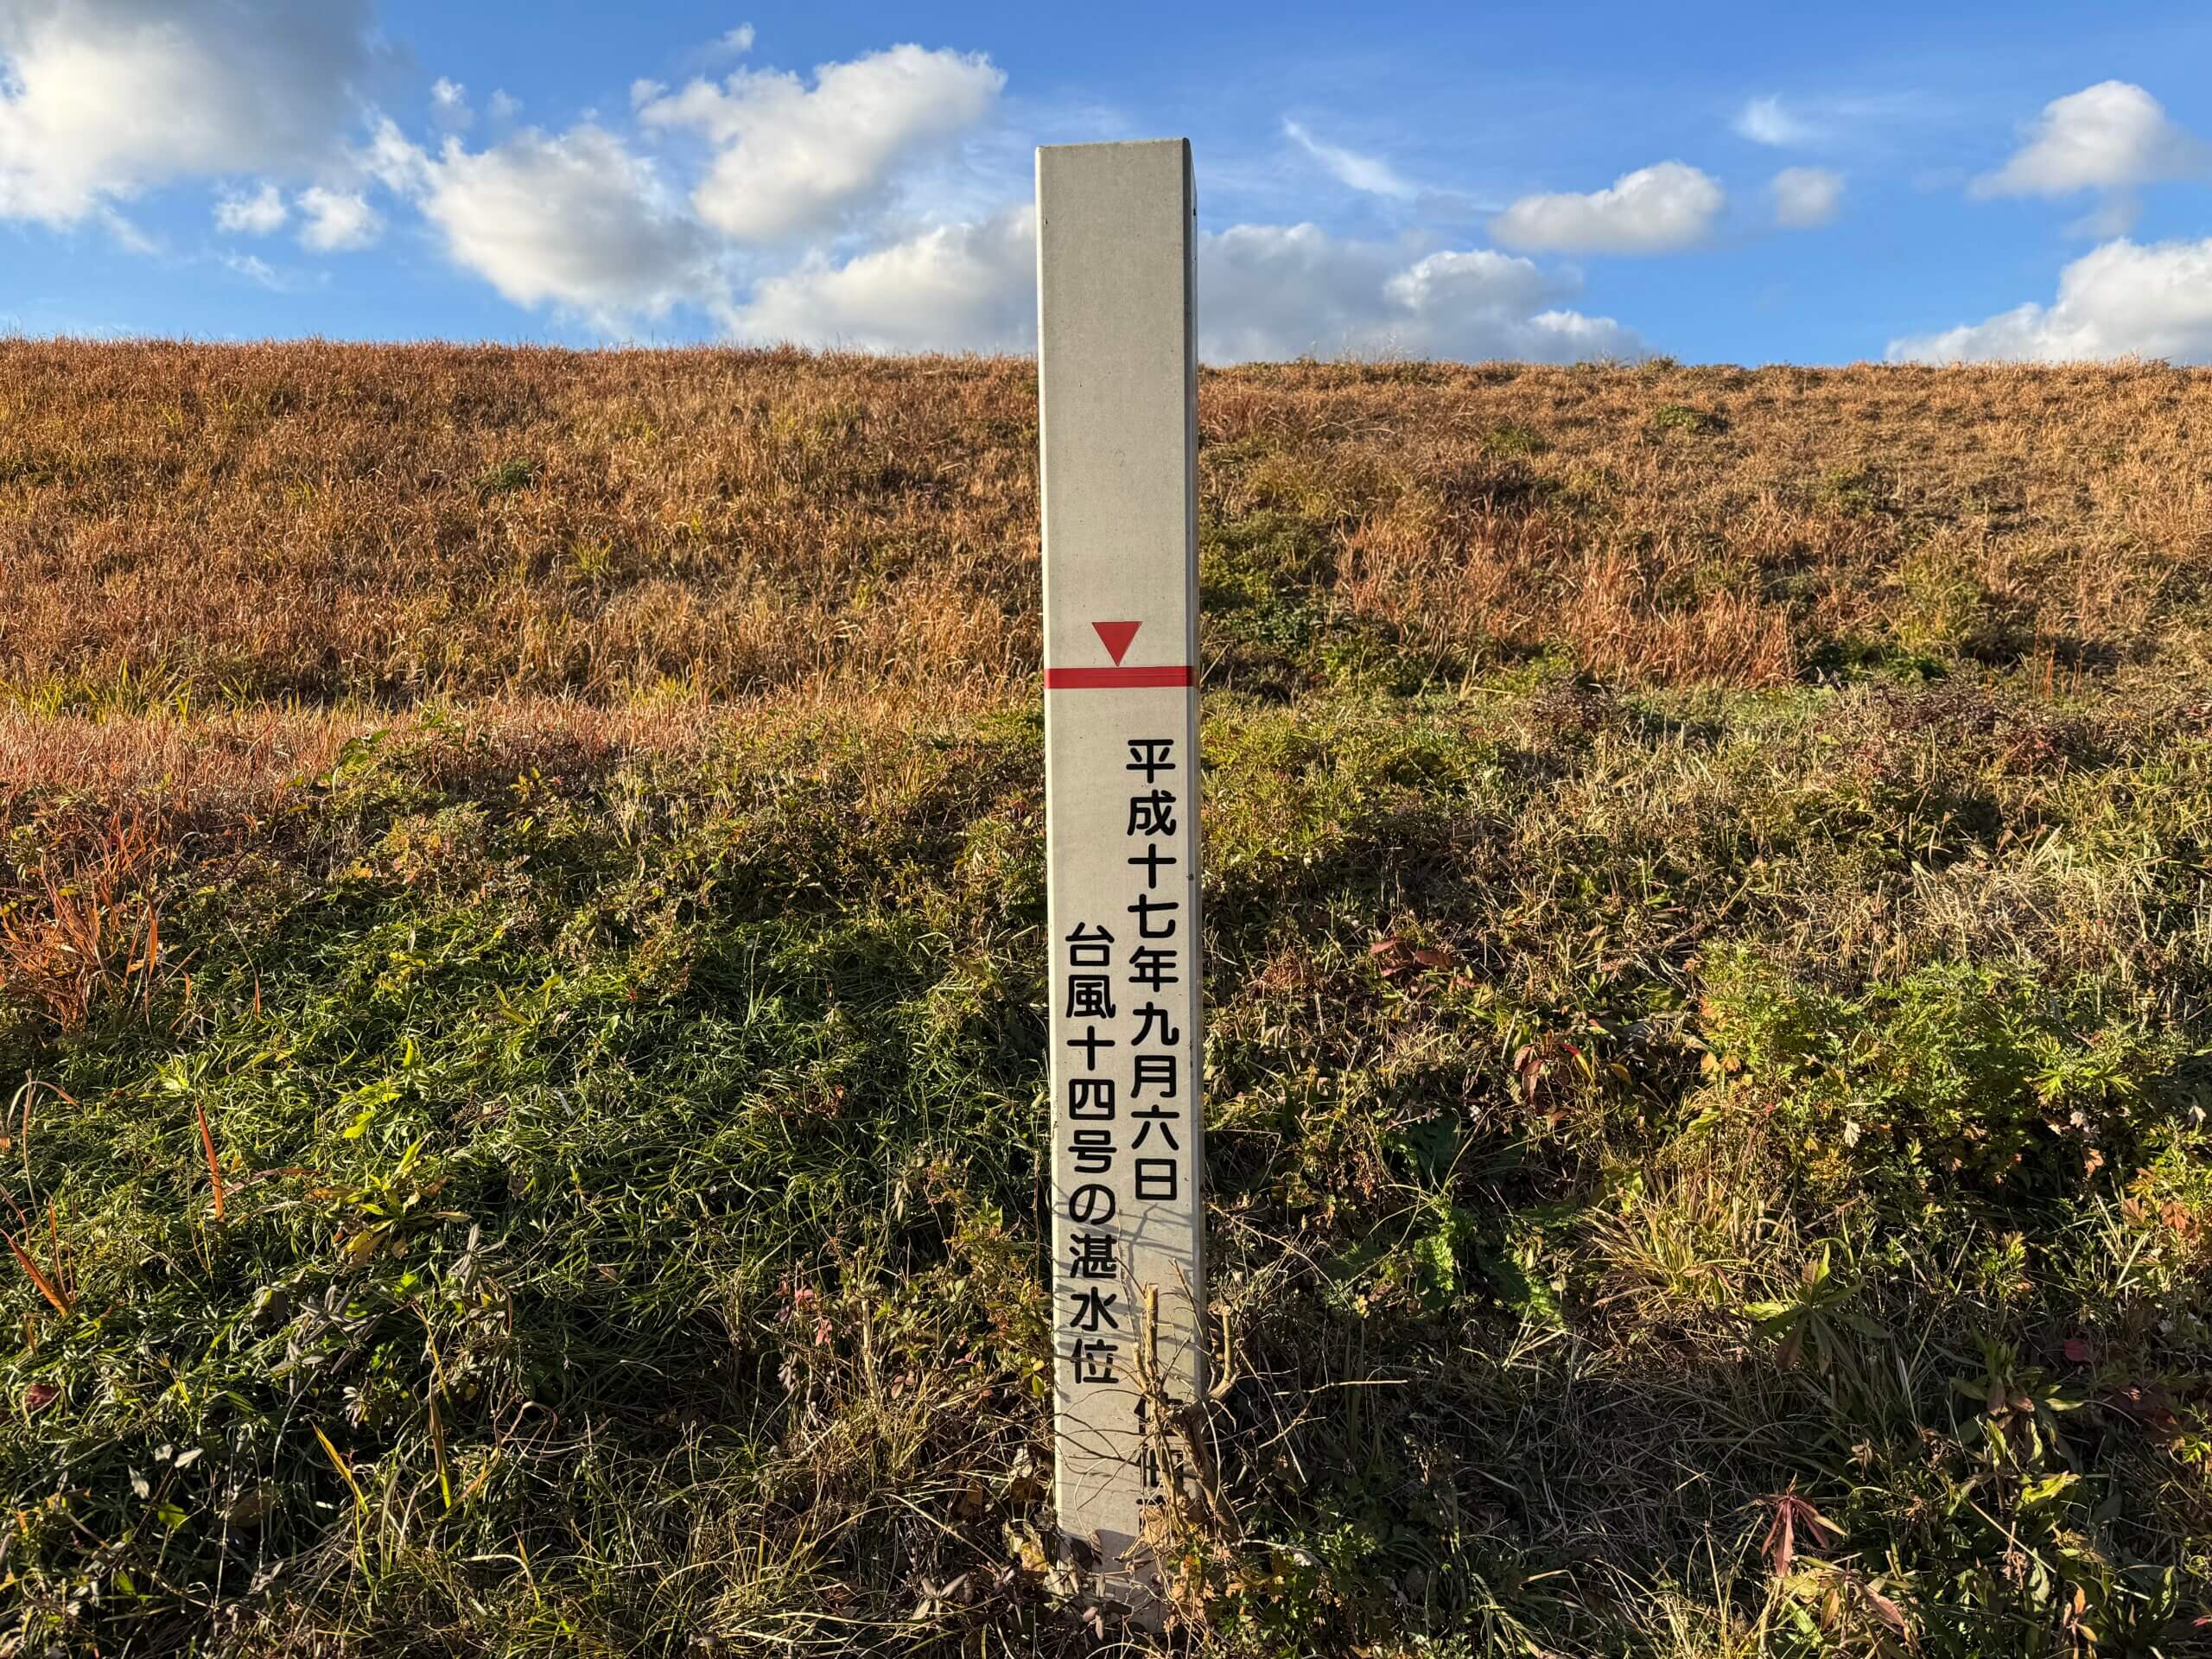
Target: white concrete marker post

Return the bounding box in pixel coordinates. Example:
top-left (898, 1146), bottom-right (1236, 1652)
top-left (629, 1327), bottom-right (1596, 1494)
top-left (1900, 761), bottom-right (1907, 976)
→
top-left (1037, 137), bottom-right (1205, 1611)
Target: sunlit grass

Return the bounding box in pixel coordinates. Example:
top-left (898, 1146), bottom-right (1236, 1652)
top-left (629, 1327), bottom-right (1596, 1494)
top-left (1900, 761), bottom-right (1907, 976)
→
top-left (1, 346), bottom-right (2209, 1655)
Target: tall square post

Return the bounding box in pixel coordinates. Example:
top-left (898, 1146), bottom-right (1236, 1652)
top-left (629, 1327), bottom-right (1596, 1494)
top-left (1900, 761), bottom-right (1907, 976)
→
top-left (1037, 137), bottom-right (1205, 1609)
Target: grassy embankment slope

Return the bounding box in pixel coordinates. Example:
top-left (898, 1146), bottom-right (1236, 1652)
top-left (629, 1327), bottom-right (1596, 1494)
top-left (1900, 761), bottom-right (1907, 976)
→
top-left (1, 341), bottom-right (2209, 1655)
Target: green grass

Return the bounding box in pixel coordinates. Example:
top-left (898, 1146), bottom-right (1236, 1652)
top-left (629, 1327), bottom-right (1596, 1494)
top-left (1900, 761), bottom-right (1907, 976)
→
top-left (4, 675), bottom-right (2211, 1654)
top-left (474, 455), bottom-right (544, 503)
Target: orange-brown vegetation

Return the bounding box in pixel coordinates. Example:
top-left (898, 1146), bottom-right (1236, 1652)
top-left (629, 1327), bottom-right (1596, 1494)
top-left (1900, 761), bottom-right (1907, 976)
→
top-left (4, 345), bottom-right (2212, 1654)
top-left (3, 342), bottom-right (2205, 723)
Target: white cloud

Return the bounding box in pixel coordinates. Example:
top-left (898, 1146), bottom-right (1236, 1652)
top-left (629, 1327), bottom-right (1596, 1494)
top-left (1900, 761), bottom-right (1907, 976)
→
top-left (297, 185), bottom-right (381, 251)
top-left (1736, 96), bottom-right (1817, 147)
top-left (1770, 166), bottom-right (1842, 228)
top-left (725, 213), bottom-right (1643, 363)
top-left (487, 90), bottom-right (522, 123)
top-left (430, 77), bottom-right (474, 132)
top-left (0, 0), bottom-right (379, 225)
top-left (1887, 237), bottom-right (2212, 363)
top-left (715, 24), bottom-right (756, 58)
top-left (1733, 90), bottom-right (1929, 152)
top-left (1283, 118), bottom-right (1417, 200)
top-left (92, 205), bottom-right (158, 256)
top-left (221, 251), bottom-right (289, 290)
top-left (1199, 225), bottom-right (1642, 362)
top-left (359, 115), bottom-right (433, 196)
top-left (215, 181), bottom-right (288, 236)
top-left (0, 9), bottom-right (1651, 363)
top-left (1975, 80), bottom-right (2205, 198)
top-left (1491, 162), bottom-right (1725, 254)
top-left (1198, 226), bottom-right (1440, 359)
top-left (636, 44), bottom-right (1003, 241)
top-left (416, 125), bottom-right (720, 321)
top-left (731, 206), bottom-right (1035, 352)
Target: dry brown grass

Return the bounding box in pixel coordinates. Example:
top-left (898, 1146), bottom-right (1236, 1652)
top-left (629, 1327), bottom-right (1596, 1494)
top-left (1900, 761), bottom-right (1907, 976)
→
top-left (6, 345), bottom-right (2212, 1655)
top-left (3, 342), bottom-right (2206, 718)
top-left (0, 807), bottom-right (167, 1029)
top-left (0, 698), bottom-right (717, 812)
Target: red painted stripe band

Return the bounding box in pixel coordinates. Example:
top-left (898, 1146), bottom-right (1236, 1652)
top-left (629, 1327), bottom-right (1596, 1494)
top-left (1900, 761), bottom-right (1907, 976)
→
top-left (1044, 665), bottom-right (1195, 690)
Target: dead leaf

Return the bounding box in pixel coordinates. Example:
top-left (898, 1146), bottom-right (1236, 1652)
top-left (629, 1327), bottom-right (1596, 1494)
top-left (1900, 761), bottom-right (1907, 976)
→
top-left (1512, 1044), bottom-right (1544, 1103)
top-left (1761, 1482), bottom-right (1840, 1579)
top-left (1859, 1578), bottom-right (1915, 1643)
top-left (1001, 1448), bottom-right (1046, 1507)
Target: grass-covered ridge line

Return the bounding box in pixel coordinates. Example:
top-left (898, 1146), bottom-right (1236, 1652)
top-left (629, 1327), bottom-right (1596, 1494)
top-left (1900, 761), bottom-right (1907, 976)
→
top-left (3, 344), bottom-right (2210, 716)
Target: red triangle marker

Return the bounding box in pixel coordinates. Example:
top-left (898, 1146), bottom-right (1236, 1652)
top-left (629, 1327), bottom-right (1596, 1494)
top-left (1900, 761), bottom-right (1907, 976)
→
top-left (1092, 620), bottom-right (1141, 665)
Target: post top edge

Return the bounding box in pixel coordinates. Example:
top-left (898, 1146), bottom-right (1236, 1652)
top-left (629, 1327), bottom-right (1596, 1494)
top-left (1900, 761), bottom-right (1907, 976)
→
top-left (1035, 137), bottom-right (1190, 156)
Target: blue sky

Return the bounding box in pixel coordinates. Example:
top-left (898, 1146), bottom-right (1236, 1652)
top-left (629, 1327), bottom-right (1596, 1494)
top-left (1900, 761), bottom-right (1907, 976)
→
top-left (3, 0), bottom-right (2210, 362)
